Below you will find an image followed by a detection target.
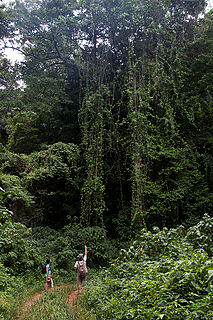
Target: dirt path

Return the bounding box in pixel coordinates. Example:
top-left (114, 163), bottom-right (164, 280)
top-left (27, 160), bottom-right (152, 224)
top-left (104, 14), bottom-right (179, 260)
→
top-left (67, 289), bottom-right (79, 307)
top-left (19, 284), bottom-right (78, 319)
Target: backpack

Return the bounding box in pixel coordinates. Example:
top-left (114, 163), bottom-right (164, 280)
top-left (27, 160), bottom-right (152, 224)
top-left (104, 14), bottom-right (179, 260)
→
top-left (42, 264), bottom-right (46, 274)
top-left (78, 261), bottom-right (87, 278)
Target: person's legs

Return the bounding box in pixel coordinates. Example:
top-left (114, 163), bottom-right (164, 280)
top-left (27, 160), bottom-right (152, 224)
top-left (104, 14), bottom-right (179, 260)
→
top-left (82, 275), bottom-right (87, 285)
top-left (45, 276), bottom-right (51, 291)
top-left (77, 274), bottom-right (82, 293)
top-left (77, 275), bottom-right (87, 293)
top-left (45, 276), bottom-right (48, 291)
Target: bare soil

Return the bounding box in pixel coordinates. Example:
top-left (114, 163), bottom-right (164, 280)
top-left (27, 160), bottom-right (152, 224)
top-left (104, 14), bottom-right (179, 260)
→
top-left (67, 289), bottom-right (79, 307)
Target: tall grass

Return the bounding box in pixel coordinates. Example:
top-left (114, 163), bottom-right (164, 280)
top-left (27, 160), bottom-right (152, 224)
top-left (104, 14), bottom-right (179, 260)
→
top-left (17, 285), bottom-right (95, 320)
top-left (2, 276), bottom-right (44, 320)
top-left (19, 286), bottom-right (74, 320)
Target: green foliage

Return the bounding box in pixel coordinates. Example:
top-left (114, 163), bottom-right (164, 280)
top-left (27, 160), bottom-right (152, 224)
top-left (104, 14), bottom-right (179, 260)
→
top-left (0, 151), bottom-right (27, 176)
top-left (27, 289), bottom-right (73, 320)
top-left (23, 142), bottom-right (80, 226)
top-left (0, 217), bottom-right (42, 319)
top-left (186, 213), bottom-right (213, 256)
top-left (31, 223), bottom-right (119, 274)
top-left (0, 0), bottom-right (211, 232)
top-left (0, 221), bottom-right (41, 276)
top-left (0, 187), bottom-right (13, 222)
top-left (178, 9), bottom-right (213, 210)
top-left (0, 173), bottom-right (35, 207)
top-left (79, 88), bottom-right (110, 225)
top-left (0, 219), bottom-right (118, 318)
top-left (84, 219), bottom-right (213, 319)
top-left (63, 223), bottom-right (119, 267)
top-left (0, 1), bottom-right (212, 318)
top-left (0, 142), bottom-right (80, 225)
top-left (20, 286), bottom-right (88, 320)
top-left (23, 142), bottom-right (80, 192)
top-left (4, 87), bottom-right (79, 153)
top-left (0, 262), bottom-right (16, 292)
top-left (0, 54), bottom-right (20, 150)
top-left (31, 226), bottom-right (75, 276)
top-left (0, 5), bottom-right (10, 39)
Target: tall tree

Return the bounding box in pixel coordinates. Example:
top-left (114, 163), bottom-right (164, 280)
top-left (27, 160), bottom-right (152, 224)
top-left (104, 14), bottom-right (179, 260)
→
top-left (1, 0), bottom-right (211, 232)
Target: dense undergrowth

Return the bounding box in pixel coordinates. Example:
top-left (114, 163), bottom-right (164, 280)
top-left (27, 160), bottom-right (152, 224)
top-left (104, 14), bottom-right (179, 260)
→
top-left (81, 214), bottom-right (213, 319)
top-left (0, 214), bottom-right (119, 319)
top-left (0, 1), bottom-right (213, 319)
top-left (1, 209), bottom-right (213, 319)
top-left (21, 286), bottom-right (78, 320)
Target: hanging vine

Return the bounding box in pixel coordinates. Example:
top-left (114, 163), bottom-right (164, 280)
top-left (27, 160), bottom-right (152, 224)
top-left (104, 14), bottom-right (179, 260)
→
top-left (79, 85), bottom-right (107, 226)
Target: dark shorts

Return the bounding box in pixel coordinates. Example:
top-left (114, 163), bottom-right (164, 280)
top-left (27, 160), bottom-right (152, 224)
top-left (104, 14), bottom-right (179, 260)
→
top-left (77, 273), bottom-right (87, 286)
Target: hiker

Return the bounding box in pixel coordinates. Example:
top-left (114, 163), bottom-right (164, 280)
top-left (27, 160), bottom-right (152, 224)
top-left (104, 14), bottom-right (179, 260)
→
top-left (45, 258), bottom-right (53, 291)
top-left (74, 245), bottom-right (87, 293)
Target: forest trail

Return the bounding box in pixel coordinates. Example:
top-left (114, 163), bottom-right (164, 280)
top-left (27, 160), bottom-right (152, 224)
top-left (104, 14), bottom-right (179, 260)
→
top-left (18, 284), bottom-right (78, 319)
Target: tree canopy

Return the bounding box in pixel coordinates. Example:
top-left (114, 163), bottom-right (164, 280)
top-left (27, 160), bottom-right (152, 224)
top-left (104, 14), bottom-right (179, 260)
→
top-left (0, 2), bottom-right (213, 318)
top-left (0, 0), bottom-right (212, 234)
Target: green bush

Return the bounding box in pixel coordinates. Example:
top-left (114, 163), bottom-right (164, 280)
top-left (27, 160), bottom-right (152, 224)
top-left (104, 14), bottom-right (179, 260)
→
top-left (186, 213), bottom-right (213, 256)
top-left (30, 223), bottom-right (119, 280)
top-left (63, 223), bottom-right (119, 267)
top-left (0, 221), bottom-right (41, 276)
top-left (83, 222), bottom-right (213, 319)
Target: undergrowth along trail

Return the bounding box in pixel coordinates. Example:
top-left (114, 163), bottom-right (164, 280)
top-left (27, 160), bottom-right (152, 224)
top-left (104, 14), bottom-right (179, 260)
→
top-left (17, 284), bottom-right (78, 320)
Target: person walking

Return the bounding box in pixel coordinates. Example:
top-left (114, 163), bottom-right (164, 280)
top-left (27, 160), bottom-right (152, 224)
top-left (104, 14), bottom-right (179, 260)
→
top-left (45, 258), bottom-right (53, 291)
top-left (74, 245), bottom-right (87, 293)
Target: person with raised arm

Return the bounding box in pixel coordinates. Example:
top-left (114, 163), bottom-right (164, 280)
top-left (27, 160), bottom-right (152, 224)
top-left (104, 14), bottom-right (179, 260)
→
top-left (74, 245), bottom-right (87, 293)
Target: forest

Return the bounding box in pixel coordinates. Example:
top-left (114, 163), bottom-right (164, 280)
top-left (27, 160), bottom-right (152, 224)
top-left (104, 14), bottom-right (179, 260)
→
top-left (0, 0), bottom-right (213, 319)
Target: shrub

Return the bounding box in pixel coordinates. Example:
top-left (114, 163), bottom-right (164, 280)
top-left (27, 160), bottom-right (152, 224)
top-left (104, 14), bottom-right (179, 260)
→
top-left (0, 221), bottom-right (41, 276)
top-left (63, 223), bottom-right (119, 267)
top-left (84, 222), bottom-right (213, 319)
top-left (186, 213), bottom-right (213, 256)
top-left (31, 223), bottom-right (119, 277)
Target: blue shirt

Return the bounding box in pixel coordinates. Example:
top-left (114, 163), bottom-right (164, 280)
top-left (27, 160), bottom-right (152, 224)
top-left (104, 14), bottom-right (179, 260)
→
top-left (46, 264), bottom-right (51, 276)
